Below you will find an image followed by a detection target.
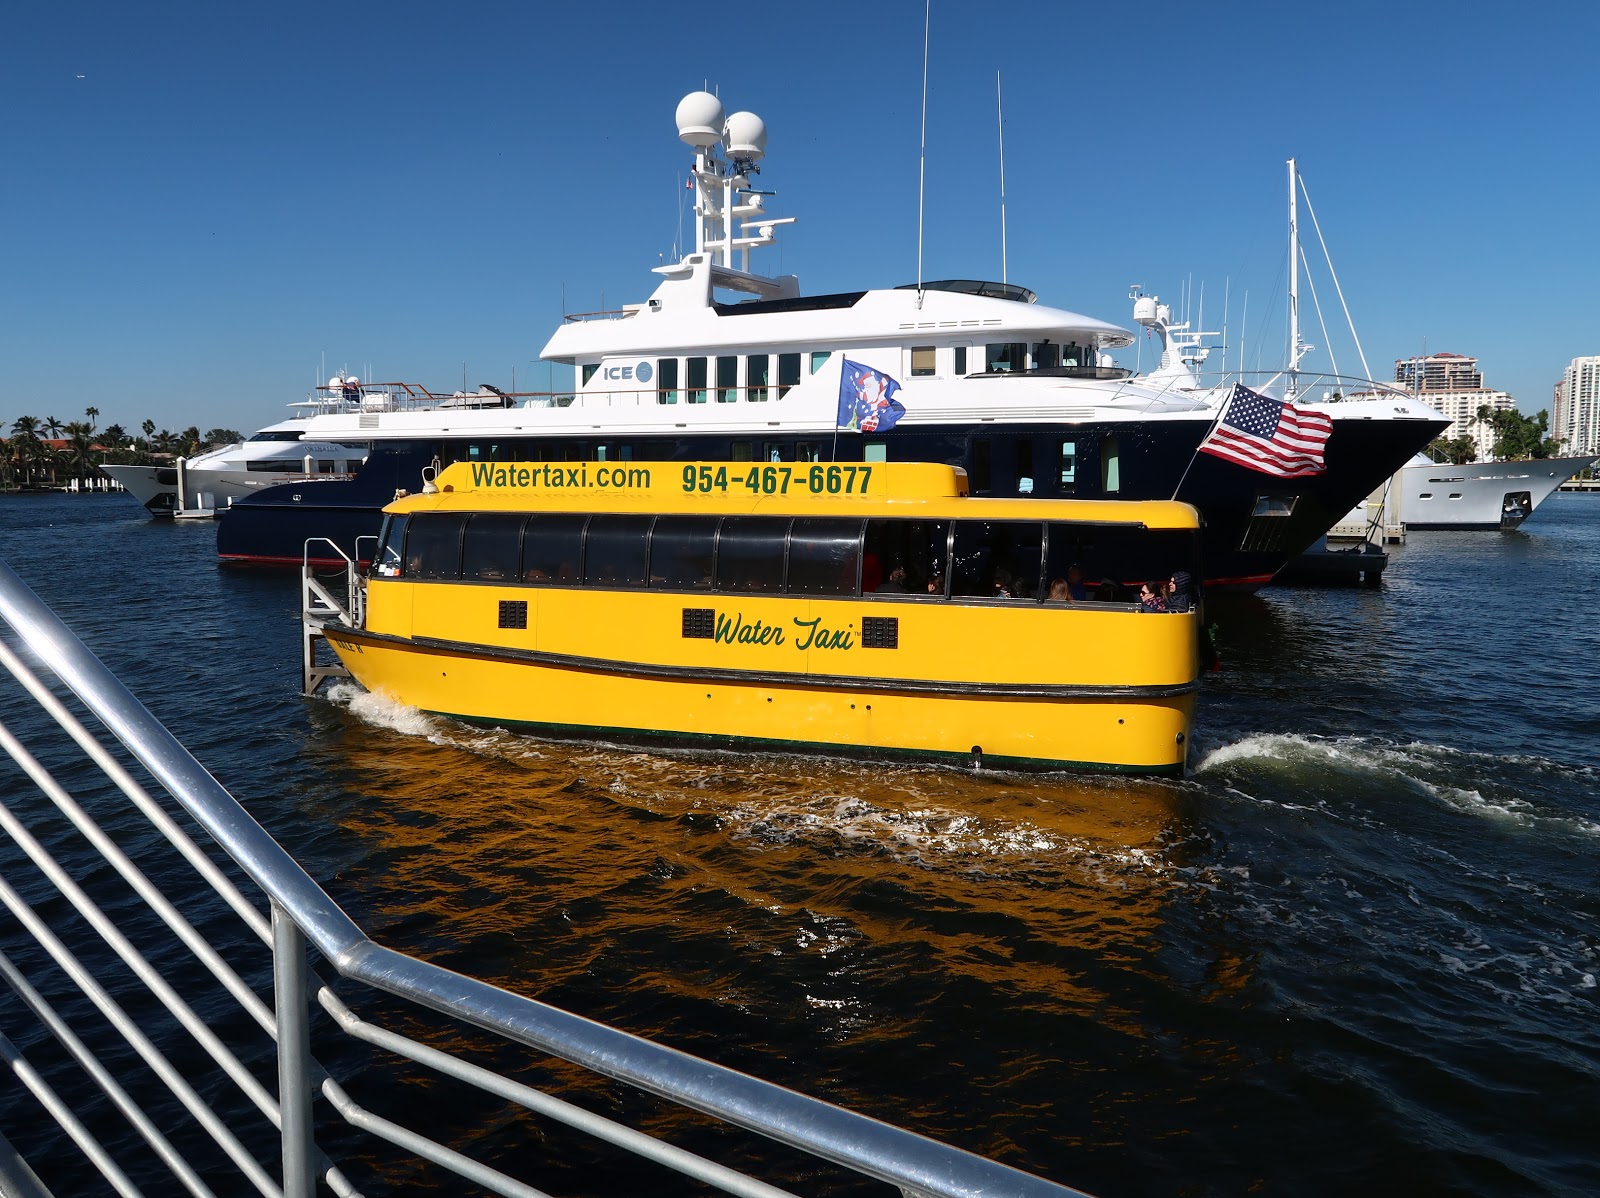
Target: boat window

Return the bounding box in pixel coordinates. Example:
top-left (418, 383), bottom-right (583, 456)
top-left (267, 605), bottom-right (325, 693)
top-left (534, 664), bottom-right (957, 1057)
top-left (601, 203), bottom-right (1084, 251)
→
top-left (796, 442), bottom-right (822, 462)
top-left (985, 343), bottom-right (1025, 373)
top-left (787, 518), bottom-right (862, 596)
top-left (747, 354), bottom-right (769, 402)
top-left (1031, 341), bottom-right (1060, 370)
top-left (649, 516), bottom-right (716, 589)
top-left (461, 513), bottom-right (528, 582)
top-left (584, 515), bottom-right (652, 588)
top-left (405, 514), bottom-right (468, 580)
top-left (716, 355), bottom-right (738, 403)
top-left (687, 357), bottom-right (708, 403)
top-left (864, 441), bottom-right (887, 463)
top-left (970, 439), bottom-right (992, 492)
top-left (581, 364), bottom-right (599, 387)
top-left (911, 346), bottom-right (936, 377)
top-left (950, 520), bottom-right (1045, 599)
top-left (864, 519), bottom-right (949, 595)
top-left (521, 514), bottom-right (588, 583)
top-left (778, 353), bottom-right (802, 397)
top-left (1059, 440), bottom-right (1077, 492)
top-left (953, 345), bottom-right (968, 375)
top-left (1015, 439), bottom-right (1034, 495)
top-left (1044, 523), bottom-right (1198, 602)
top-left (1101, 435), bottom-right (1121, 493)
top-left (375, 515), bottom-right (407, 578)
top-left (715, 517), bottom-right (789, 593)
top-left (809, 351), bottom-right (831, 374)
top-left (731, 442), bottom-right (754, 462)
top-left (763, 442), bottom-right (789, 463)
top-left (656, 358), bottom-right (679, 405)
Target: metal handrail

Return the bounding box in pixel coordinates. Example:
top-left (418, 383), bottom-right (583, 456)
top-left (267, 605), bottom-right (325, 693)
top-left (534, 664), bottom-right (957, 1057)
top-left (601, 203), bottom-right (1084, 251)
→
top-left (0, 555), bottom-right (1095, 1198)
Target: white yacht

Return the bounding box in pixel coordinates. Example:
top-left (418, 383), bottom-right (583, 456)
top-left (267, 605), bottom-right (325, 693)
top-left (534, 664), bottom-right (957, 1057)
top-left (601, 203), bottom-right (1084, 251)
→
top-left (1396, 453), bottom-right (1598, 530)
top-left (102, 375), bottom-right (438, 517)
top-left (216, 92), bottom-right (1448, 581)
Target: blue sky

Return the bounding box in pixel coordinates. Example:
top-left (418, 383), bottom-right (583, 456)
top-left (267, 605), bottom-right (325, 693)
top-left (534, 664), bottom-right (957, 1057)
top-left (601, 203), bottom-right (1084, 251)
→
top-left (3, 1), bottom-right (1596, 435)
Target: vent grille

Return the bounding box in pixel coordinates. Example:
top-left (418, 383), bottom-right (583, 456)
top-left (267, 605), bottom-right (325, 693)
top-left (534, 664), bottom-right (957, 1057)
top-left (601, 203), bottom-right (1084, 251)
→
top-left (498, 600), bottom-right (528, 630)
top-left (682, 608), bottom-right (715, 639)
top-left (359, 413), bottom-right (380, 430)
top-left (861, 616), bottom-right (899, 650)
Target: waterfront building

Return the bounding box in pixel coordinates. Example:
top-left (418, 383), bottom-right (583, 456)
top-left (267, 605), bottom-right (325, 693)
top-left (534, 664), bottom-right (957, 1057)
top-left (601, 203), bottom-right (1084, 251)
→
top-left (1557, 357), bottom-right (1600, 456)
top-left (1394, 352), bottom-right (1514, 460)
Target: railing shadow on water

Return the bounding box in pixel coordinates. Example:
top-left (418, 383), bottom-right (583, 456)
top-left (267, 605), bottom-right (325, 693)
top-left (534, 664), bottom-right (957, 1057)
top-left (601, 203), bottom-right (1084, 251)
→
top-left (0, 556), bottom-right (1097, 1198)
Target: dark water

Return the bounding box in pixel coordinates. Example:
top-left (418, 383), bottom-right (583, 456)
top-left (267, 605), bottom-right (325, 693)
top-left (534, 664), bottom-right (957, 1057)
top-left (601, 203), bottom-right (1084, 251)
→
top-left (1, 491), bottom-right (1596, 1197)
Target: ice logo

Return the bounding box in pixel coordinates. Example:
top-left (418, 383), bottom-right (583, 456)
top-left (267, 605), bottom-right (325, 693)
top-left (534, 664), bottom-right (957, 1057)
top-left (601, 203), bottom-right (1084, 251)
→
top-left (635, 361), bottom-right (654, 384)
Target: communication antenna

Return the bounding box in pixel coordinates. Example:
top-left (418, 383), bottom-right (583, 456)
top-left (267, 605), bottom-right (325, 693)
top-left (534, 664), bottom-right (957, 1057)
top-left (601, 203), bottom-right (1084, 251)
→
top-left (997, 71), bottom-right (1008, 285)
top-left (915, 0), bottom-right (930, 305)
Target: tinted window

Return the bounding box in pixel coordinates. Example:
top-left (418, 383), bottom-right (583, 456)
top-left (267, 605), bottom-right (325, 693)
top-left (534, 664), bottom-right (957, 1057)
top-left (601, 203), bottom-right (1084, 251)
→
top-left (461, 513), bottom-right (526, 582)
top-left (406, 514), bottom-right (467, 580)
top-left (649, 516), bottom-right (716, 589)
top-left (864, 519), bottom-right (949, 594)
top-left (716, 517), bottom-right (789, 593)
top-left (375, 515), bottom-right (407, 577)
top-left (521, 514), bottom-right (588, 583)
top-left (584, 515), bottom-right (652, 587)
top-left (950, 519), bottom-right (1045, 599)
top-left (788, 518), bottom-right (862, 596)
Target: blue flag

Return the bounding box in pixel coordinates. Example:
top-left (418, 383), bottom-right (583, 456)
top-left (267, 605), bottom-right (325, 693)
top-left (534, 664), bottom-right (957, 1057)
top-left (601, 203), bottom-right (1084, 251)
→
top-left (836, 359), bottom-right (906, 432)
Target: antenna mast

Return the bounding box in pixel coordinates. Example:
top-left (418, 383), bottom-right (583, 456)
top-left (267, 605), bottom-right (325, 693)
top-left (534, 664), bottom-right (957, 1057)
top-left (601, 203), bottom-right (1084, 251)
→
top-left (997, 70), bottom-right (1008, 285)
top-left (1287, 157), bottom-right (1308, 397)
top-left (916, 0), bottom-right (930, 303)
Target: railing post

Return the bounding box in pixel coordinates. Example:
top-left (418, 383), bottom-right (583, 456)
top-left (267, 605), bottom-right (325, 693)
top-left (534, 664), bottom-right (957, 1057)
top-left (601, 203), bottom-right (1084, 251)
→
top-left (272, 902), bottom-right (318, 1198)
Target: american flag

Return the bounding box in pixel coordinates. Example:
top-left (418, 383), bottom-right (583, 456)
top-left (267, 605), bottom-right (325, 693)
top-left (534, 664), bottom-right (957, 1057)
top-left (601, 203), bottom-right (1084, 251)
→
top-left (1196, 383), bottom-right (1333, 477)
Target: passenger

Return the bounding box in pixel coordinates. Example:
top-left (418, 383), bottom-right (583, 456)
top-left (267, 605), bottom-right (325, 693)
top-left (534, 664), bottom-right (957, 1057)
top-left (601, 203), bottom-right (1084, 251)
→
top-left (926, 573), bottom-right (945, 596)
top-left (992, 568), bottom-right (1014, 599)
top-left (1167, 570), bottom-right (1195, 613)
top-left (1138, 581), bottom-right (1168, 613)
top-left (1048, 578), bottom-right (1072, 602)
top-left (1066, 564), bottom-right (1088, 600)
top-left (875, 566), bottom-right (909, 593)
top-left (1094, 578), bottom-right (1122, 602)
top-left (861, 551), bottom-right (884, 593)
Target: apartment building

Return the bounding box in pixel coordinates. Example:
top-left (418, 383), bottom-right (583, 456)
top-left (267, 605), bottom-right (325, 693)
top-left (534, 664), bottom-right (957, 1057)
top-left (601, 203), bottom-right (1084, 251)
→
top-left (1393, 352), bottom-right (1513, 460)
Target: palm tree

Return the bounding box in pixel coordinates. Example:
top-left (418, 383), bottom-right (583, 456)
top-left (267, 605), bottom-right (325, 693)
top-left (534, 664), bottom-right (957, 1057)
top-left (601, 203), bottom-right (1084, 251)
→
top-left (10, 417), bottom-right (44, 487)
top-left (103, 423), bottom-right (127, 448)
top-left (84, 406), bottom-right (99, 432)
top-left (141, 418), bottom-right (155, 439)
top-left (42, 416), bottom-right (64, 440)
top-left (63, 421), bottom-right (96, 481)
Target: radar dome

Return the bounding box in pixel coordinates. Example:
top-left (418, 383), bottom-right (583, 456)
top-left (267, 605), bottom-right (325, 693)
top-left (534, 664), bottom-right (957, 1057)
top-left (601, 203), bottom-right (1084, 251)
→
top-left (722, 111), bottom-right (767, 160)
top-left (328, 376), bottom-right (344, 389)
top-left (345, 376), bottom-right (359, 386)
top-left (1132, 296), bottom-right (1159, 324)
top-left (676, 91), bottom-right (725, 148)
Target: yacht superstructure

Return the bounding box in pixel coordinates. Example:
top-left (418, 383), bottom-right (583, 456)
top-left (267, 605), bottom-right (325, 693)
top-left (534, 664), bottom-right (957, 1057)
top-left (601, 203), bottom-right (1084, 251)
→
top-left (218, 92), bottom-right (1447, 584)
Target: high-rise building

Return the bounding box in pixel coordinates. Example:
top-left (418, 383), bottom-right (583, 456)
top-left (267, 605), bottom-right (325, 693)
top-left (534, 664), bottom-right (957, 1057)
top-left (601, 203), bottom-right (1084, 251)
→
top-left (1558, 357), bottom-right (1600, 456)
top-left (1393, 352), bottom-right (1513, 460)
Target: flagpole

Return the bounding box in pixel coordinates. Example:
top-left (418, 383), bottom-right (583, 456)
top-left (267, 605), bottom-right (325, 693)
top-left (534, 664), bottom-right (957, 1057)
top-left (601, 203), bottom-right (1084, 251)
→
top-left (1169, 385), bottom-right (1236, 501)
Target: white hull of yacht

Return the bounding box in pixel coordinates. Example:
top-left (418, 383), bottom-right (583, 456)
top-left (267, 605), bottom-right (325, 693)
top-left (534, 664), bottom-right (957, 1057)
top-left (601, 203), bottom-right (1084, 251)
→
top-left (1398, 454), bottom-right (1596, 530)
top-left (102, 463), bottom-right (329, 516)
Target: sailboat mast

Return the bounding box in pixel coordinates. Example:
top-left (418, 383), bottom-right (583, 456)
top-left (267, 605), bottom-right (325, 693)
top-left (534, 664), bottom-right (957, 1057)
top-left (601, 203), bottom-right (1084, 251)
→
top-left (1287, 157), bottom-right (1301, 398)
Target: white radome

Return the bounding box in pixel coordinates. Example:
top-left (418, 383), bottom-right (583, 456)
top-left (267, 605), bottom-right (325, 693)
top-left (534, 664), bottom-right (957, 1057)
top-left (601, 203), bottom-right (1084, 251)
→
top-left (675, 91), bottom-right (724, 148)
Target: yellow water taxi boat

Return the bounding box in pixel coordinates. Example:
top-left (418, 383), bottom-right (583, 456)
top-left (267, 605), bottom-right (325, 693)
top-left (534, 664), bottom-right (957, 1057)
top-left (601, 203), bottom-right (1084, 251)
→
top-left (319, 460), bottom-right (1204, 775)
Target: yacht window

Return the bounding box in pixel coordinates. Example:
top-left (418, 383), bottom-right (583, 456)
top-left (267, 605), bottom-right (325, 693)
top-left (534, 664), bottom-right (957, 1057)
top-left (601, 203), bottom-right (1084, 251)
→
top-left (1418, 492), bottom-right (1433, 500)
top-left (950, 520), bottom-right (1045, 599)
top-left (687, 357), bottom-right (708, 403)
top-left (971, 438), bottom-right (992, 492)
top-left (1015, 439), bottom-right (1034, 494)
top-left (375, 515), bottom-right (407, 577)
top-left (764, 442), bottom-right (790, 462)
top-left (581, 364), bottom-right (599, 387)
top-left (316, 460), bottom-right (334, 474)
top-left (731, 442), bottom-right (754, 461)
top-left (864, 441), bottom-right (887, 463)
top-left (461, 513), bottom-right (527, 582)
top-left (716, 355), bottom-right (738, 403)
top-left (1101, 435), bottom-right (1121, 493)
top-left (787, 518), bottom-right (863, 596)
top-left (715, 517), bottom-right (789, 593)
top-left (657, 358), bottom-right (679, 405)
top-left (649, 516), bottom-right (716, 590)
top-left (405, 514), bottom-right (468, 580)
top-left (521, 514), bottom-right (588, 583)
top-left (583, 515), bottom-right (652, 587)
top-left (778, 353), bottom-right (802, 397)
top-left (1031, 341), bottom-right (1060, 370)
top-left (953, 345), bottom-right (968, 375)
top-left (910, 346), bottom-right (936, 377)
top-left (863, 519), bottom-right (949, 595)
top-left (1059, 440), bottom-right (1077, 492)
top-left (796, 442), bottom-right (822, 462)
top-left (747, 354), bottom-right (770, 402)
top-left (985, 343), bottom-right (1025, 372)
top-left (810, 351), bottom-right (831, 374)
top-left (1250, 495), bottom-right (1296, 517)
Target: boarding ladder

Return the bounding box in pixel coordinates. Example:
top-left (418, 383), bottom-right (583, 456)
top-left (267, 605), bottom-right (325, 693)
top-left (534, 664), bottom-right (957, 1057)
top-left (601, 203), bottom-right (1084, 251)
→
top-left (0, 555), bottom-right (1097, 1198)
top-left (299, 538), bottom-right (369, 695)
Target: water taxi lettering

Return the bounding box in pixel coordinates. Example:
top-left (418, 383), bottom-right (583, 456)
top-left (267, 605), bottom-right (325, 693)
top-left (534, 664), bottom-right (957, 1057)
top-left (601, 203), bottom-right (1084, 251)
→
top-left (714, 612), bottom-right (785, 646)
top-left (467, 463), bottom-right (651, 490)
top-left (681, 463), bottom-right (873, 495)
top-left (791, 616), bottom-right (854, 651)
